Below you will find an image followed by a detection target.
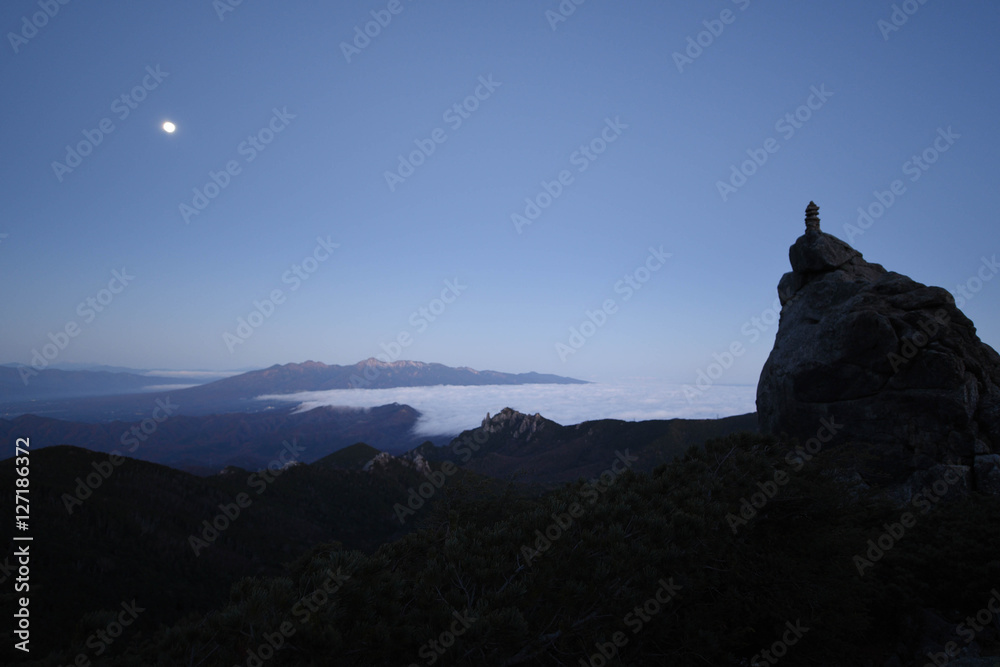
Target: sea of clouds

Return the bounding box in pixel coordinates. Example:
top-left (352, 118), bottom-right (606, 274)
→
top-left (258, 381), bottom-right (757, 437)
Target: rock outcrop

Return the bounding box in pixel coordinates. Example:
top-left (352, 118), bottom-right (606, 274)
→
top-left (363, 450), bottom-right (431, 475)
top-left (757, 202), bottom-right (1000, 497)
top-left (480, 407), bottom-right (549, 443)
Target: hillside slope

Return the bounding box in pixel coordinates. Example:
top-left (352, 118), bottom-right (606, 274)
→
top-left (0, 444), bottom-right (435, 660)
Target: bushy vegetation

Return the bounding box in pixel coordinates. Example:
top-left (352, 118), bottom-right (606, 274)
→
top-left (0, 446), bottom-right (435, 664)
top-left (31, 432), bottom-right (987, 667)
top-left (6, 434), bottom-right (996, 666)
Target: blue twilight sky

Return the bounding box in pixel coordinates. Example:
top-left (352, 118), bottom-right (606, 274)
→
top-left (1, 0), bottom-right (998, 386)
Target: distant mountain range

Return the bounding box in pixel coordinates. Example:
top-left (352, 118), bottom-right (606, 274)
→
top-left (0, 366), bottom-right (199, 403)
top-left (203, 358), bottom-right (587, 394)
top-left (0, 358), bottom-right (585, 420)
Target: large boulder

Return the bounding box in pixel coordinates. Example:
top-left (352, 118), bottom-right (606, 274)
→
top-left (756, 202), bottom-right (1000, 496)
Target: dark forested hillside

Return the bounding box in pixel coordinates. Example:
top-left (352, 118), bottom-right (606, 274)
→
top-left (0, 445), bottom-right (449, 663)
top-left (420, 408), bottom-right (759, 485)
top-left (11, 432), bottom-right (997, 666)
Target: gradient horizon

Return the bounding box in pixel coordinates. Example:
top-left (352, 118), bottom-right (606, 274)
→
top-left (2, 1), bottom-right (998, 386)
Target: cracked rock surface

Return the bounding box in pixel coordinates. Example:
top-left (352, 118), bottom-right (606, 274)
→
top-left (756, 209), bottom-right (1000, 497)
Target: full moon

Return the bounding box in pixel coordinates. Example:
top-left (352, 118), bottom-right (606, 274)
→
top-left (162, 121), bottom-right (176, 133)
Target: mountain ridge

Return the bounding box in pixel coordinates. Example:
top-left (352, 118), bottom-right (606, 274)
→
top-left (408, 406), bottom-right (760, 485)
top-left (218, 357), bottom-right (588, 395)
top-left (1, 359), bottom-right (587, 421)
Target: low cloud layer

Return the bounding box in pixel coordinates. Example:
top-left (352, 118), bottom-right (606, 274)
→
top-left (259, 381), bottom-right (757, 437)
top-left (145, 369), bottom-right (245, 381)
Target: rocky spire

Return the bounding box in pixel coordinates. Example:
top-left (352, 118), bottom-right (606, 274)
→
top-left (758, 204), bottom-right (1000, 500)
top-left (805, 201), bottom-right (820, 234)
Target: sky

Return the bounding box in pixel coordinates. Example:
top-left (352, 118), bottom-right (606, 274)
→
top-left (2, 0), bottom-right (999, 388)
